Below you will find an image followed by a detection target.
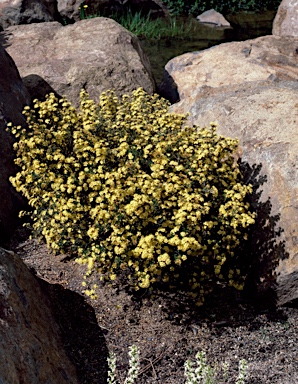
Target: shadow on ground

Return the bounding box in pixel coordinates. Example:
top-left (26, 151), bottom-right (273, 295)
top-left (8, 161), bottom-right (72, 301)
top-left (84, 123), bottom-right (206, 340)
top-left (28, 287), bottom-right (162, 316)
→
top-left (38, 278), bottom-right (108, 384)
top-left (128, 160), bottom-right (290, 327)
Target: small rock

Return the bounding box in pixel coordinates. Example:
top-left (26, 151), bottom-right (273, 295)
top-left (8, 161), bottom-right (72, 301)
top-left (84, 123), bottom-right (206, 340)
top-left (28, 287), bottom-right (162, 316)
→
top-left (197, 9), bottom-right (231, 27)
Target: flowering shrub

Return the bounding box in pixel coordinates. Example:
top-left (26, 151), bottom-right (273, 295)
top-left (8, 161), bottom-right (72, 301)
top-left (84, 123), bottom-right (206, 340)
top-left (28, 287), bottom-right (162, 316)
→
top-left (8, 88), bottom-right (255, 304)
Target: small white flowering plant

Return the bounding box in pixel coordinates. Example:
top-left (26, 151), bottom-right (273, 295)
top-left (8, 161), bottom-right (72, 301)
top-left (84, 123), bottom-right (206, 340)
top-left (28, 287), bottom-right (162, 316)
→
top-left (107, 346), bottom-right (247, 384)
top-left (7, 88), bottom-right (255, 303)
top-left (184, 351), bottom-right (247, 384)
top-left (108, 345), bottom-right (140, 384)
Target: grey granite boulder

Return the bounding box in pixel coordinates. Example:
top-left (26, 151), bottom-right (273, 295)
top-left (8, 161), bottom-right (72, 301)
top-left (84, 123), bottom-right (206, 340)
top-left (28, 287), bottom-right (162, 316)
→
top-left (0, 0), bottom-right (59, 29)
top-left (163, 35), bottom-right (298, 305)
top-left (2, 17), bottom-right (155, 106)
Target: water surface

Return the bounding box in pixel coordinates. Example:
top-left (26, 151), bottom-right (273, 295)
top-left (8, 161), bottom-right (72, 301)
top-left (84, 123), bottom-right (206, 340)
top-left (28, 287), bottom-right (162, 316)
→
top-left (141, 11), bottom-right (277, 84)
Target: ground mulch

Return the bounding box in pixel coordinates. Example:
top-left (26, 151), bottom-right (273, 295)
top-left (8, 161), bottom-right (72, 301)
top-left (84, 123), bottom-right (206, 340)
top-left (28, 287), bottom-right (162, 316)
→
top-left (7, 229), bottom-right (298, 384)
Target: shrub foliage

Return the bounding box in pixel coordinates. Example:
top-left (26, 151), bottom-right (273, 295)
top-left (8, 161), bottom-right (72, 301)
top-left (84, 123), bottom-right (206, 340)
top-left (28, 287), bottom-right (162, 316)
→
top-left (8, 88), bottom-right (255, 304)
top-left (163, 0), bottom-right (281, 16)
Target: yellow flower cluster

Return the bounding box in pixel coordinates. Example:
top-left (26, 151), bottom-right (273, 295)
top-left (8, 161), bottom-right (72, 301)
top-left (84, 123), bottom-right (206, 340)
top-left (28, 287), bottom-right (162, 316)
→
top-left (7, 88), bottom-right (255, 304)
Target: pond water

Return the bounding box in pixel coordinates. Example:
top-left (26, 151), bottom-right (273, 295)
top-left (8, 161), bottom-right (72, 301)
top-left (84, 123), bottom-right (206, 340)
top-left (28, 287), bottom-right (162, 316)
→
top-left (140, 10), bottom-right (277, 85)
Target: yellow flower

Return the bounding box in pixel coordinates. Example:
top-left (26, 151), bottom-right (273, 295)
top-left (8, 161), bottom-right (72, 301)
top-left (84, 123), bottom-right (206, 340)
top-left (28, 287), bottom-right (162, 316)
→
top-left (8, 87), bottom-right (255, 302)
top-left (87, 227), bottom-right (99, 240)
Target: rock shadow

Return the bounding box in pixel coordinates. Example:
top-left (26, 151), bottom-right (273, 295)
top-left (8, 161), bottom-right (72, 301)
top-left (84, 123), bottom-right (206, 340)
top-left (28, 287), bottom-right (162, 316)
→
top-left (0, 29), bottom-right (60, 103)
top-left (157, 69), bottom-right (180, 104)
top-left (22, 74), bottom-right (61, 102)
top-left (0, 29), bottom-right (13, 48)
top-left (238, 161), bottom-right (289, 307)
top-left (131, 160), bottom-right (289, 325)
top-left (38, 277), bottom-right (108, 384)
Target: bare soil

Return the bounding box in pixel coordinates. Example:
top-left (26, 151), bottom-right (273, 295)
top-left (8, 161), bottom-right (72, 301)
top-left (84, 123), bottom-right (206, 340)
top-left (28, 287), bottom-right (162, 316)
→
top-left (7, 229), bottom-right (298, 384)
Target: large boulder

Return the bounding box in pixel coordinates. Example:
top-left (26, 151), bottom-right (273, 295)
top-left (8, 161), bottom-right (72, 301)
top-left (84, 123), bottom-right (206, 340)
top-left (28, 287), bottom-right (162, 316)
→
top-left (0, 44), bottom-right (30, 244)
top-left (162, 35), bottom-right (298, 103)
top-left (0, 247), bottom-right (80, 384)
top-left (2, 17), bottom-right (155, 107)
top-left (0, 0), bottom-right (59, 29)
top-left (272, 0), bottom-right (298, 37)
top-left (162, 35), bottom-right (298, 306)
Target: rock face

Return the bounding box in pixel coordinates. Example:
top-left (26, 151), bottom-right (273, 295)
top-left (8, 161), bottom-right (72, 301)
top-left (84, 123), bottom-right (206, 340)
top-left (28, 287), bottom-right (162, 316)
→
top-left (57, 0), bottom-right (84, 21)
top-left (0, 0), bottom-right (59, 29)
top-left (2, 18), bottom-right (155, 106)
top-left (272, 0), bottom-right (298, 37)
top-left (0, 44), bottom-right (30, 244)
top-left (0, 0), bottom-right (169, 27)
top-left (163, 35), bottom-right (298, 102)
top-left (196, 9), bottom-right (231, 27)
top-left (163, 35), bottom-right (298, 305)
top-left (0, 247), bottom-right (79, 384)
